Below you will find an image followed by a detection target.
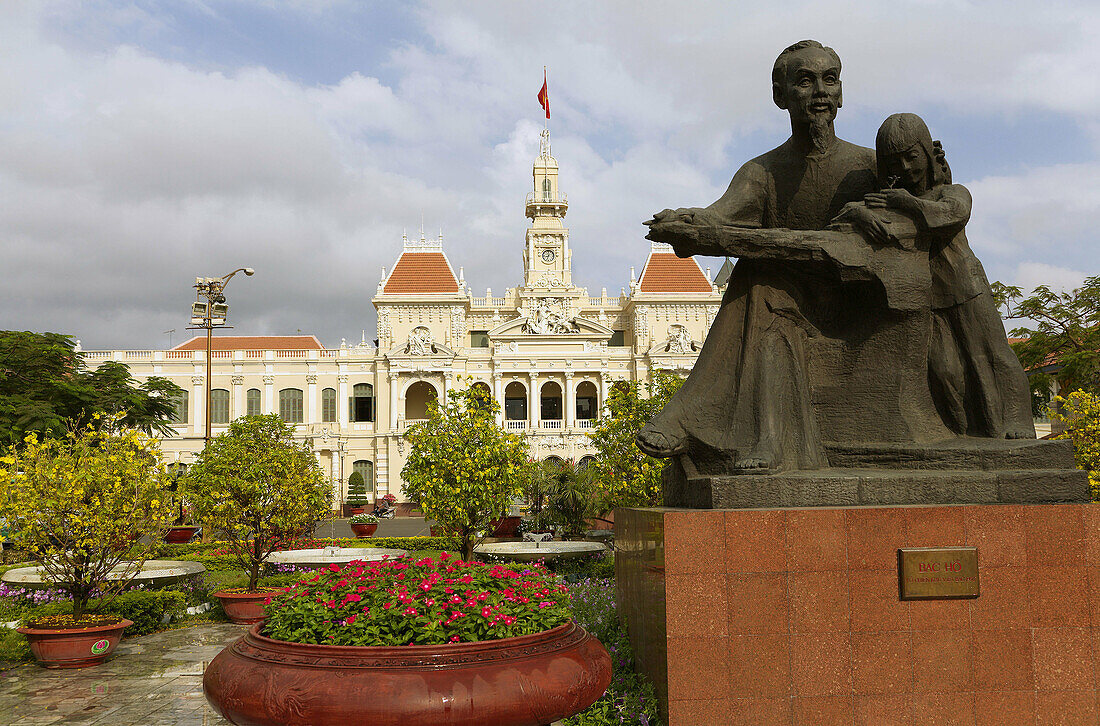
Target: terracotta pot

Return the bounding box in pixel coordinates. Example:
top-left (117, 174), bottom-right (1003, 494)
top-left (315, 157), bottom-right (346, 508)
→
top-left (163, 526), bottom-right (201, 544)
top-left (215, 591), bottom-right (275, 625)
top-left (204, 621), bottom-right (611, 726)
top-left (350, 522), bottom-right (378, 538)
top-left (18, 618), bottom-right (133, 669)
top-left (348, 506), bottom-right (366, 516)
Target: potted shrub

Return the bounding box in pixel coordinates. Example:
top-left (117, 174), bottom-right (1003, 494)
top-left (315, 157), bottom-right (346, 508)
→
top-left (163, 467), bottom-right (200, 543)
top-left (0, 421), bottom-right (172, 667)
top-left (348, 512), bottom-right (378, 538)
top-left (204, 553), bottom-right (612, 725)
top-left (183, 415), bottom-right (331, 624)
top-left (344, 470), bottom-right (369, 516)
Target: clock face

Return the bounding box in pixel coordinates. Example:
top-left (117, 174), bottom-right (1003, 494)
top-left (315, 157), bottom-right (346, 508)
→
top-left (541, 249), bottom-right (556, 263)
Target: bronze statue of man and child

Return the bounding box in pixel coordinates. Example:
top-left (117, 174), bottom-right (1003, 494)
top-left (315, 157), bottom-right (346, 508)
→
top-left (638, 41), bottom-right (1086, 507)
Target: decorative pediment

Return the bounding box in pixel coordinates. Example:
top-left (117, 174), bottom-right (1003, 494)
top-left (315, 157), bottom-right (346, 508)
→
top-left (386, 326), bottom-right (457, 359)
top-left (646, 324), bottom-right (700, 355)
top-left (488, 316), bottom-right (613, 339)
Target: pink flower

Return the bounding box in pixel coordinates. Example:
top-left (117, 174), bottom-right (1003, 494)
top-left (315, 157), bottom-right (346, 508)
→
top-left (539, 601), bottom-right (552, 608)
top-left (346, 614), bottom-right (357, 625)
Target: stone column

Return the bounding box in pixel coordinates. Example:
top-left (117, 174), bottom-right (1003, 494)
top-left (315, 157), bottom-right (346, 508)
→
top-left (263, 375), bottom-right (274, 415)
top-left (493, 373), bottom-right (504, 426)
top-left (389, 371), bottom-right (399, 429)
top-left (231, 375), bottom-right (245, 420)
top-left (306, 374), bottom-right (317, 424)
top-left (192, 374), bottom-right (205, 437)
top-left (338, 374), bottom-right (349, 428)
top-left (528, 375), bottom-right (539, 429)
top-left (564, 372), bottom-right (575, 429)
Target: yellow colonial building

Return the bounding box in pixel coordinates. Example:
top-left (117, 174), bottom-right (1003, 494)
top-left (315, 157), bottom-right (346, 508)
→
top-left (84, 131), bottom-right (724, 504)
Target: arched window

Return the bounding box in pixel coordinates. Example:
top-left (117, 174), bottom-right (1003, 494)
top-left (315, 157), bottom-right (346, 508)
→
top-left (404, 381), bottom-right (437, 420)
top-left (540, 382), bottom-right (563, 421)
top-left (577, 456), bottom-right (595, 470)
top-left (351, 384), bottom-right (374, 422)
top-left (544, 455), bottom-right (565, 467)
top-left (210, 389), bottom-right (230, 424)
top-left (542, 177), bottom-right (552, 201)
top-left (279, 388), bottom-right (303, 423)
top-left (246, 388), bottom-right (261, 416)
top-left (352, 460), bottom-right (375, 493)
top-left (321, 387), bottom-right (337, 423)
top-left (471, 381), bottom-right (492, 411)
top-left (575, 381), bottom-right (598, 420)
top-left (171, 390), bottom-right (188, 423)
top-left (504, 382), bottom-right (527, 420)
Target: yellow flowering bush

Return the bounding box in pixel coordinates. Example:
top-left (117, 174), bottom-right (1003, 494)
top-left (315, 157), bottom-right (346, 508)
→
top-left (1050, 390), bottom-right (1100, 499)
top-left (0, 419), bottom-right (172, 619)
top-left (402, 383), bottom-right (532, 560)
top-left (182, 415), bottom-right (331, 592)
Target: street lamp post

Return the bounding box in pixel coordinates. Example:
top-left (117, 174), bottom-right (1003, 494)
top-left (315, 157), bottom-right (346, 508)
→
top-left (189, 268), bottom-right (254, 447)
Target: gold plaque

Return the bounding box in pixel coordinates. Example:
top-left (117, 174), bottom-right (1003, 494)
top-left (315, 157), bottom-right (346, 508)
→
top-left (897, 547), bottom-right (979, 601)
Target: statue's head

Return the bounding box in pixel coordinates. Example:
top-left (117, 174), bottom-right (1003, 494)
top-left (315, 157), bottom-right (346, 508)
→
top-left (772, 40), bottom-right (843, 127)
top-left (875, 113), bottom-right (950, 194)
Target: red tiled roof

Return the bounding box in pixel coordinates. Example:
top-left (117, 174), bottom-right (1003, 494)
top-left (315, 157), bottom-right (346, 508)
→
top-left (383, 252), bottom-right (459, 294)
top-left (174, 335), bottom-right (323, 351)
top-left (638, 253), bottom-right (712, 293)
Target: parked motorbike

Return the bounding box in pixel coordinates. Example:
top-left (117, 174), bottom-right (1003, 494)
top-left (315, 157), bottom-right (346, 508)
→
top-left (371, 503), bottom-right (396, 519)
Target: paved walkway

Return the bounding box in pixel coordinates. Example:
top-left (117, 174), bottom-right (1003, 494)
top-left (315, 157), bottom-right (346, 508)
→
top-left (0, 624), bottom-right (242, 725)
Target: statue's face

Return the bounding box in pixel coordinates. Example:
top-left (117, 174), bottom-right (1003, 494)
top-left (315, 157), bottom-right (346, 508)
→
top-left (774, 47), bottom-right (842, 124)
top-left (882, 143), bottom-right (930, 194)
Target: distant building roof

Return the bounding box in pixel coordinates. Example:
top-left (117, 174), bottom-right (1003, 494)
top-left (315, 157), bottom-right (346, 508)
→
top-left (173, 335), bottom-right (323, 351)
top-left (383, 251), bottom-right (460, 294)
top-left (638, 252), bottom-right (713, 293)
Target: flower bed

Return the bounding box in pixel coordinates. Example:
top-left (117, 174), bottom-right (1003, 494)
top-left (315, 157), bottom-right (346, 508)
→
top-left (263, 552), bottom-right (569, 646)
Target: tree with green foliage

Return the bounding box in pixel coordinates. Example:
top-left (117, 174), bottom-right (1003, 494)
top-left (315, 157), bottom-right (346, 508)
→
top-left (402, 382), bottom-right (532, 560)
top-left (0, 417), bottom-right (173, 619)
top-left (345, 470), bottom-right (369, 507)
top-left (992, 277), bottom-right (1100, 406)
top-left (587, 371), bottom-right (684, 512)
top-left (183, 415), bottom-right (331, 592)
top-left (0, 331), bottom-right (183, 450)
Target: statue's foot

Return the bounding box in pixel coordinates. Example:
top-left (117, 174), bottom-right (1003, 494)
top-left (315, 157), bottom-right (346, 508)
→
top-left (1005, 428), bottom-right (1036, 440)
top-left (734, 455), bottom-right (773, 470)
top-left (635, 427), bottom-right (688, 457)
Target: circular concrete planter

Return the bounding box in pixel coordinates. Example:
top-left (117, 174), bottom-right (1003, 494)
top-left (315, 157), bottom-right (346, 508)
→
top-left (18, 618), bottom-right (133, 669)
top-left (204, 621), bottom-right (611, 726)
top-left (214, 591), bottom-right (276, 625)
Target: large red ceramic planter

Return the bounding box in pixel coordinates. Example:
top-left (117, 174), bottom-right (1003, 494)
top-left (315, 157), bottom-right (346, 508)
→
top-left (350, 522), bottom-right (378, 538)
top-left (214, 591), bottom-right (275, 624)
top-left (163, 525), bottom-right (201, 544)
top-left (204, 621), bottom-right (612, 726)
top-left (17, 618), bottom-right (133, 669)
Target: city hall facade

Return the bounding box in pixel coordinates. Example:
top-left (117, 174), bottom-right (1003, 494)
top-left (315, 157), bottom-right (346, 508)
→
top-left (85, 132), bottom-right (725, 504)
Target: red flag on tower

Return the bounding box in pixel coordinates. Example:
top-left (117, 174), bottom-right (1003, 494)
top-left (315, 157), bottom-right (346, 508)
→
top-left (538, 70), bottom-right (550, 120)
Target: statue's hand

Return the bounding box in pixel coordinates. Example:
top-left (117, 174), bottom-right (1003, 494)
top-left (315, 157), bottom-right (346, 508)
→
top-left (831, 202), bottom-right (890, 245)
top-left (645, 207), bottom-right (708, 227)
top-left (865, 189), bottom-right (915, 210)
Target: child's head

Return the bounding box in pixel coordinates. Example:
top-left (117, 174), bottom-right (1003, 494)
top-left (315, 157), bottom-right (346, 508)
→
top-left (875, 113), bottom-right (949, 194)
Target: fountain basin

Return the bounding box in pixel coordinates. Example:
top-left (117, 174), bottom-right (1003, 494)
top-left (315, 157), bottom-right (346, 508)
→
top-left (474, 541), bottom-right (605, 563)
top-left (1, 560), bottom-right (206, 590)
top-left (266, 547), bottom-right (408, 569)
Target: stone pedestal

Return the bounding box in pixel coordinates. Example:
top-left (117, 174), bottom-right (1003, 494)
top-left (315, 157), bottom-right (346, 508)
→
top-left (616, 503), bottom-right (1100, 725)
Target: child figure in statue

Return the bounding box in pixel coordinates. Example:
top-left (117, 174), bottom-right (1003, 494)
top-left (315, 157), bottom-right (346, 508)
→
top-left (865, 113), bottom-right (1034, 438)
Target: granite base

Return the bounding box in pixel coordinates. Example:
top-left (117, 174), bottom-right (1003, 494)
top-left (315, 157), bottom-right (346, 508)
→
top-left (616, 502), bottom-right (1100, 725)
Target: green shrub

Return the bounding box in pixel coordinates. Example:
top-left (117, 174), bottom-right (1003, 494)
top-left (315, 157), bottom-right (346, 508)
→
top-left (0, 626), bottom-right (30, 665)
top-left (24, 589), bottom-right (188, 636)
top-left (345, 470), bottom-right (369, 506)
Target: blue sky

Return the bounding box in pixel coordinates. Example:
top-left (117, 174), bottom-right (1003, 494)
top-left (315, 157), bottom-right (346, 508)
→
top-left (3, 0), bottom-right (1099, 349)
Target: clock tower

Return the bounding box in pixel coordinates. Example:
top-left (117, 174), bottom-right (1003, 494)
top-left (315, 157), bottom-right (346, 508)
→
top-left (523, 129), bottom-right (571, 290)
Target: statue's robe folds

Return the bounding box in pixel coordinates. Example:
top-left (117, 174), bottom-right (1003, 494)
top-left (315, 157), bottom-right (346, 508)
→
top-left (643, 138), bottom-right (954, 472)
